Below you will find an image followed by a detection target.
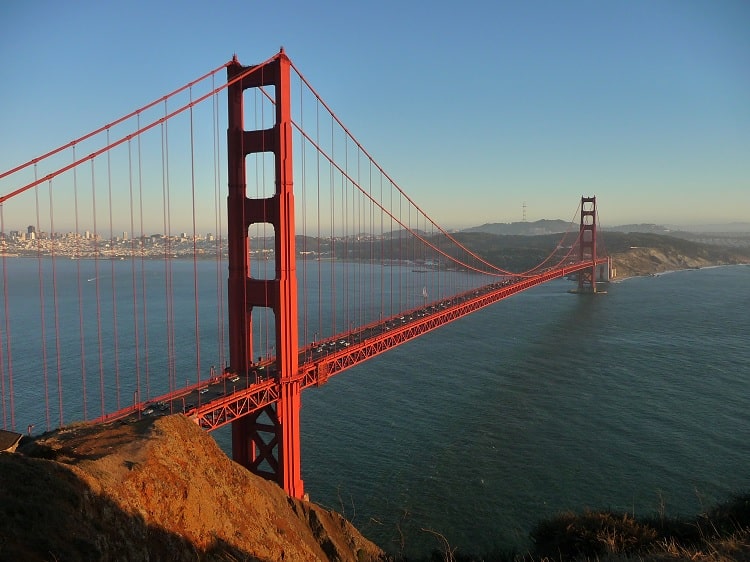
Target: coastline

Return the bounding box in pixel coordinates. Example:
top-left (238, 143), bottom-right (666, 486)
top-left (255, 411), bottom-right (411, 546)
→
top-left (611, 262), bottom-right (750, 283)
top-left (608, 242), bottom-right (750, 282)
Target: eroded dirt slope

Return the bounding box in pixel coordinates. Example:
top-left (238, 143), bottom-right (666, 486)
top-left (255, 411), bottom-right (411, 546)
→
top-left (0, 414), bottom-right (386, 562)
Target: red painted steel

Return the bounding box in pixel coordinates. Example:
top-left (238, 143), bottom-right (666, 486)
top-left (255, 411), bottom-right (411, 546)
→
top-left (2, 52), bottom-right (614, 501)
top-left (189, 259), bottom-right (607, 431)
top-left (577, 196), bottom-right (598, 292)
top-left (226, 50), bottom-right (303, 499)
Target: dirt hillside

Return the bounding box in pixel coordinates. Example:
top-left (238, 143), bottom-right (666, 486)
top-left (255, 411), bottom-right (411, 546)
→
top-left (0, 414), bottom-right (386, 562)
top-left (609, 244), bottom-right (750, 279)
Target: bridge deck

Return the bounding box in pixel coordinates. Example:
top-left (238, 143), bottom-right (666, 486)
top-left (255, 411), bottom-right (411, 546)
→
top-left (92, 259), bottom-right (607, 430)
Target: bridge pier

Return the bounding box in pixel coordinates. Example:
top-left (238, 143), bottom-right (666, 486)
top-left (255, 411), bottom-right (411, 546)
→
top-left (576, 196), bottom-right (598, 293)
top-left (227, 50), bottom-right (304, 499)
top-left (231, 385), bottom-right (303, 499)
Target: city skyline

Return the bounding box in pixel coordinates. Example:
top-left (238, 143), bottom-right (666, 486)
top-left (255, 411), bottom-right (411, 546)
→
top-left (1, 1), bottom-right (748, 229)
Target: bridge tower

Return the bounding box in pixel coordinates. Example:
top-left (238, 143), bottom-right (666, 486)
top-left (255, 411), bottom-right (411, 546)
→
top-left (226, 51), bottom-right (304, 499)
top-left (577, 196), bottom-right (598, 293)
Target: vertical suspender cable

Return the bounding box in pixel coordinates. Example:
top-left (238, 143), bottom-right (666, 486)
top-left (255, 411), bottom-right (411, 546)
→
top-left (168, 106), bottom-right (176, 391)
top-left (436, 220), bottom-right (440, 301)
top-left (356, 147), bottom-right (362, 331)
top-left (33, 167), bottom-right (50, 430)
top-left (369, 161), bottom-right (375, 326)
top-left (329, 115), bottom-right (336, 337)
top-left (342, 136), bottom-right (348, 337)
top-left (0, 204), bottom-right (12, 430)
top-left (161, 115), bottom-right (170, 398)
top-left (316, 99), bottom-right (322, 344)
top-left (298, 75), bottom-right (308, 349)
top-left (254, 85), bottom-right (268, 363)
top-left (250, 89), bottom-right (259, 363)
top-left (48, 180), bottom-right (62, 427)
top-left (138, 114), bottom-right (149, 406)
top-left (128, 138), bottom-right (141, 409)
top-left (0, 205), bottom-right (6, 429)
top-left (91, 160), bottom-right (105, 419)
top-left (72, 145), bottom-right (87, 421)
top-left (189, 87), bottom-right (202, 385)
top-left (107, 129), bottom-right (121, 410)
top-left (398, 189), bottom-right (402, 314)
top-left (218, 89), bottom-right (225, 373)
top-left (0, 333), bottom-right (3, 429)
top-left (161, 99), bottom-right (176, 398)
top-left (212, 75), bottom-right (225, 372)
top-left (260, 86), bottom-right (270, 362)
top-left (380, 174), bottom-right (383, 324)
top-left (297, 77), bottom-right (305, 348)
top-left (388, 179), bottom-right (393, 318)
top-left (302, 80), bottom-right (309, 349)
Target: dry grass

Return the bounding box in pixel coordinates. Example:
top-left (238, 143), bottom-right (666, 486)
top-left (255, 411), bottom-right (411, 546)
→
top-left (526, 494), bottom-right (750, 561)
top-left (405, 495), bottom-right (750, 562)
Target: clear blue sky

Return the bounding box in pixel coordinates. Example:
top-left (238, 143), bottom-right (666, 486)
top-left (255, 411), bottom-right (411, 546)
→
top-left (1, 0), bottom-right (748, 229)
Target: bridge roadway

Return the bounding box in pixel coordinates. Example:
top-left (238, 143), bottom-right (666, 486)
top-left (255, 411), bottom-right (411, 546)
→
top-left (94, 259), bottom-right (607, 430)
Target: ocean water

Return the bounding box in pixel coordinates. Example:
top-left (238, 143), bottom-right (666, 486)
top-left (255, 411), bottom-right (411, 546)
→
top-left (276, 265), bottom-right (749, 557)
top-left (4, 260), bottom-right (749, 557)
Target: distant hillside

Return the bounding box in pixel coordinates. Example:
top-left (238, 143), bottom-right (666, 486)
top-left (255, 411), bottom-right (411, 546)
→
top-left (466, 220), bottom-right (750, 248)
top-left (442, 230), bottom-right (750, 279)
top-left (669, 222), bottom-right (750, 233)
top-left (602, 223), bottom-right (672, 234)
top-left (462, 219), bottom-right (570, 236)
top-left (663, 231), bottom-right (750, 249)
top-left (599, 231), bottom-right (750, 278)
top-left (298, 228), bottom-right (750, 277)
top-left (600, 223), bottom-right (750, 249)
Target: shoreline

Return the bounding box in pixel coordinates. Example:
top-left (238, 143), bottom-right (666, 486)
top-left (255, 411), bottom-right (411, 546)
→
top-left (610, 261), bottom-right (750, 283)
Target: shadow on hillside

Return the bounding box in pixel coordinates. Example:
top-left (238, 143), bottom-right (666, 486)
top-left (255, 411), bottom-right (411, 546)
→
top-left (0, 451), bottom-right (263, 562)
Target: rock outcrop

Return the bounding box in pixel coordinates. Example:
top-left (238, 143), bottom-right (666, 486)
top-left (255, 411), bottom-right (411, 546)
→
top-left (0, 415), bottom-right (386, 561)
top-left (611, 247), bottom-right (747, 279)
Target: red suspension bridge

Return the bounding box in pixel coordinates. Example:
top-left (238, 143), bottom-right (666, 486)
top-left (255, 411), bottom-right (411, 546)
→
top-left (0, 50), bottom-right (609, 499)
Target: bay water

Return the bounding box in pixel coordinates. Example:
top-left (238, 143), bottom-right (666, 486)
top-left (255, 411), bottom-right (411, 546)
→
top-left (4, 259), bottom-right (749, 557)
top-left (274, 265), bottom-right (749, 557)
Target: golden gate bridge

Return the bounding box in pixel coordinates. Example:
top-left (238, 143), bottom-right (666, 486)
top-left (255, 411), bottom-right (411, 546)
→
top-left (0, 50), bottom-right (609, 499)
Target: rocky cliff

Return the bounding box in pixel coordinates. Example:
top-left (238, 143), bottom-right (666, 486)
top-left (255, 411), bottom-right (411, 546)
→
top-left (600, 231), bottom-right (750, 279)
top-left (0, 415), bottom-right (387, 562)
top-left (610, 246), bottom-right (749, 279)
